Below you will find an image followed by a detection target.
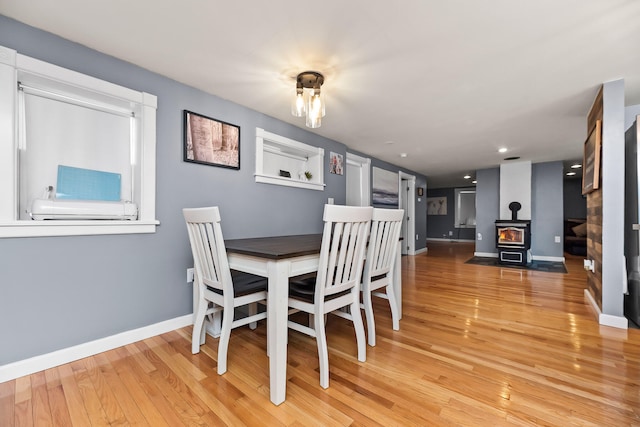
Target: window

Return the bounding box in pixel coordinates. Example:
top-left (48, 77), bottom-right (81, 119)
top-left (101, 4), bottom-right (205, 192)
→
top-left (0, 45), bottom-right (158, 237)
top-left (455, 188), bottom-right (476, 228)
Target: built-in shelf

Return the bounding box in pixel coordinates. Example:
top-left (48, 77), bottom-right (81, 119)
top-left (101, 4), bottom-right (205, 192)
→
top-left (255, 128), bottom-right (325, 191)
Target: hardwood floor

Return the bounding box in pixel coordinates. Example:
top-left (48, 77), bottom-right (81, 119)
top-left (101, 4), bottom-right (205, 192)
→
top-left (2, 241), bottom-right (639, 426)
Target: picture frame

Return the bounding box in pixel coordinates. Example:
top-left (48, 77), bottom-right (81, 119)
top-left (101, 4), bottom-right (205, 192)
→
top-left (417, 187), bottom-right (424, 197)
top-left (183, 110), bottom-right (240, 169)
top-left (329, 152), bottom-right (344, 175)
top-left (582, 119), bottom-right (601, 195)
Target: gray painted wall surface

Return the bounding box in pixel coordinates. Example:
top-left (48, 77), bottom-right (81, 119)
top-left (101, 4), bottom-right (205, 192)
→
top-left (563, 179), bottom-right (587, 220)
top-left (0, 16), bottom-right (425, 365)
top-left (474, 168), bottom-right (500, 254)
top-left (531, 161), bottom-right (564, 258)
top-left (475, 163), bottom-right (565, 258)
top-left (426, 187), bottom-right (475, 240)
top-left (601, 79), bottom-right (626, 317)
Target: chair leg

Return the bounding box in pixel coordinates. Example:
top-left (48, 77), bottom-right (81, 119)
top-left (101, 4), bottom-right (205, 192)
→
top-left (386, 283), bottom-right (400, 331)
top-left (350, 300), bottom-right (367, 363)
top-left (248, 302), bottom-right (258, 330)
top-left (314, 312), bottom-right (330, 389)
top-left (363, 289), bottom-right (377, 347)
top-left (217, 307), bottom-right (235, 375)
top-left (192, 299), bottom-right (208, 354)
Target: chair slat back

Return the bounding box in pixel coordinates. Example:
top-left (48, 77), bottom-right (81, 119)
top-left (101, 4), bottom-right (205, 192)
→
top-left (365, 208), bottom-right (405, 280)
top-left (316, 205), bottom-right (372, 299)
top-left (183, 207), bottom-right (232, 294)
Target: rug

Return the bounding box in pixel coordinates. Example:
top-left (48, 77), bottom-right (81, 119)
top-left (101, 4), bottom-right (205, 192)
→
top-left (465, 256), bottom-right (568, 273)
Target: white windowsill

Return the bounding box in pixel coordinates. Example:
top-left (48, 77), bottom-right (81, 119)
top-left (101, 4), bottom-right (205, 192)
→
top-left (0, 220), bottom-right (160, 238)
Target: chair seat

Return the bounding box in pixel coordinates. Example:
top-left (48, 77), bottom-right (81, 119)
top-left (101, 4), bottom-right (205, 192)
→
top-left (289, 275), bottom-right (350, 303)
top-left (206, 270), bottom-right (267, 297)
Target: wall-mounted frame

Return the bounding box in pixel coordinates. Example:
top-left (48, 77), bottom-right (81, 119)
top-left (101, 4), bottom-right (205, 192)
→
top-left (417, 187), bottom-right (424, 197)
top-left (184, 110), bottom-right (240, 169)
top-left (582, 119), bottom-right (602, 195)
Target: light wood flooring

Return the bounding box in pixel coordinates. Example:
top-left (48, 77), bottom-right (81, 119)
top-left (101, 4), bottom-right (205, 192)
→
top-left (1, 242), bottom-right (639, 426)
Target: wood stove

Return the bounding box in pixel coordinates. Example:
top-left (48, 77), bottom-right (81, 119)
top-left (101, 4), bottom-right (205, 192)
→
top-left (495, 202), bottom-right (531, 265)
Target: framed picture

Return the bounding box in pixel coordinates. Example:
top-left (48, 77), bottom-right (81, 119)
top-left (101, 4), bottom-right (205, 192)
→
top-left (329, 152), bottom-right (344, 175)
top-left (427, 196), bottom-right (447, 215)
top-left (372, 167), bottom-right (399, 207)
top-left (184, 110), bottom-right (240, 169)
top-left (582, 120), bottom-right (601, 195)
top-left (417, 187), bottom-right (424, 197)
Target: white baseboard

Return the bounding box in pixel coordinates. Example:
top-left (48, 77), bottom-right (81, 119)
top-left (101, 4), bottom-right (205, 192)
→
top-left (532, 255), bottom-right (565, 262)
top-left (0, 314), bottom-right (193, 383)
top-left (415, 247), bottom-right (428, 255)
top-left (427, 238), bottom-right (474, 242)
top-left (599, 313), bottom-right (628, 329)
top-left (474, 252), bottom-right (498, 258)
top-left (583, 289), bottom-right (628, 329)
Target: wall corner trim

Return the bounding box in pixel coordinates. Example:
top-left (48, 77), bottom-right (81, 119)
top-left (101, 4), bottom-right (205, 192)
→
top-left (0, 314), bottom-right (193, 383)
top-left (584, 289), bottom-right (628, 329)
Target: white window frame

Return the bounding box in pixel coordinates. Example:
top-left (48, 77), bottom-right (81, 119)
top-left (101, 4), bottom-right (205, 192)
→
top-left (0, 45), bottom-right (158, 238)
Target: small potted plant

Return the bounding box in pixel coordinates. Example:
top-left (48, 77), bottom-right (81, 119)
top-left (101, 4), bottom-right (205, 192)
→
top-left (304, 171), bottom-right (313, 180)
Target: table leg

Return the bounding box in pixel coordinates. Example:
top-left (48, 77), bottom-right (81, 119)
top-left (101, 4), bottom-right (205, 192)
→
top-left (394, 240), bottom-right (402, 319)
top-left (267, 260), bottom-right (290, 405)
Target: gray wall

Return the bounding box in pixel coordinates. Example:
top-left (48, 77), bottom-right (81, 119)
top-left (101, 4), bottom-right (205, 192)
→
top-left (601, 79), bottom-right (626, 318)
top-left (563, 179), bottom-right (587, 220)
top-left (531, 161), bottom-right (564, 258)
top-left (426, 187), bottom-right (475, 240)
top-left (475, 162), bottom-right (564, 259)
top-left (475, 168), bottom-right (500, 254)
top-left (0, 16), bottom-right (426, 365)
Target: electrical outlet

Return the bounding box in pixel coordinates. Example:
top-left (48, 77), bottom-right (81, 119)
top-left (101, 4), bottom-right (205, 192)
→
top-left (187, 268), bottom-right (194, 283)
top-left (416, 234), bottom-right (419, 241)
top-left (477, 233), bottom-right (482, 241)
top-left (449, 230), bottom-right (453, 236)
top-left (554, 235), bottom-right (561, 243)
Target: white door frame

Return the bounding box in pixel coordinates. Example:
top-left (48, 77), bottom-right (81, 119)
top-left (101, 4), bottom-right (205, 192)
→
top-left (346, 152), bottom-right (371, 207)
top-left (399, 171), bottom-right (416, 255)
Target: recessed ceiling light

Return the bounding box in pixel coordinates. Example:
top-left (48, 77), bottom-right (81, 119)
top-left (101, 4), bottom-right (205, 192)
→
top-left (571, 164), bottom-right (582, 169)
top-left (463, 174), bottom-right (471, 179)
top-left (472, 180), bottom-right (477, 184)
top-left (566, 171), bottom-right (577, 176)
top-left (384, 140), bottom-right (395, 145)
top-left (498, 147), bottom-right (507, 153)
top-left (504, 156), bottom-right (520, 161)
top-left (400, 153), bottom-right (407, 158)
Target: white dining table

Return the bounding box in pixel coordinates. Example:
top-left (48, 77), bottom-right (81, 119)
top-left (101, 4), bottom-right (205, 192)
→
top-left (195, 233), bottom-right (402, 405)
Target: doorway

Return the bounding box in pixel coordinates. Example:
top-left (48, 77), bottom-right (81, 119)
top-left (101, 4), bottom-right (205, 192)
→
top-left (346, 153), bottom-right (371, 207)
top-left (399, 172), bottom-right (416, 255)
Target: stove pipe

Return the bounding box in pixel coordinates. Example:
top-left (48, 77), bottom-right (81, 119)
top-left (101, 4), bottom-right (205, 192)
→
top-left (509, 201), bottom-right (522, 221)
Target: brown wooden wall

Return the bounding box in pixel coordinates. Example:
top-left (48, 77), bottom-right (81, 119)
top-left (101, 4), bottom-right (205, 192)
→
top-left (586, 87), bottom-right (603, 309)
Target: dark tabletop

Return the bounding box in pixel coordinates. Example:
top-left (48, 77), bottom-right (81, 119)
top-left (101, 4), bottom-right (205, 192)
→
top-left (225, 234), bottom-right (323, 259)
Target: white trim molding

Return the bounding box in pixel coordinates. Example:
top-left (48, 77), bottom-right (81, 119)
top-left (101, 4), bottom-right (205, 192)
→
top-left (0, 314), bottom-right (192, 383)
top-left (584, 289), bottom-right (628, 329)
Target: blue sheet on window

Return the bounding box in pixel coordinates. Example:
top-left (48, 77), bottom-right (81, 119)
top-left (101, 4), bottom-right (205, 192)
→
top-left (56, 165), bottom-right (121, 201)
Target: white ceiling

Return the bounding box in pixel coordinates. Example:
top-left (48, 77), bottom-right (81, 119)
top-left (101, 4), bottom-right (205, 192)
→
top-left (2, 0), bottom-right (639, 188)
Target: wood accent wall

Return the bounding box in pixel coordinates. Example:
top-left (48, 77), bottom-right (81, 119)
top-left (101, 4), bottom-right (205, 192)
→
top-left (586, 86), bottom-right (603, 309)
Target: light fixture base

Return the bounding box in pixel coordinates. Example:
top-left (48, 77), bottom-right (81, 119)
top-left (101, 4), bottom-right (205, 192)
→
top-left (296, 71), bottom-right (324, 89)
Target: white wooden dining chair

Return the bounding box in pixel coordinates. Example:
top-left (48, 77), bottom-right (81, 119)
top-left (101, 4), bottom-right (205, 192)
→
top-left (361, 208), bottom-right (404, 346)
top-left (183, 206), bottom-right (268, 375)
top-left (287, 204), bottom-right (372, 389)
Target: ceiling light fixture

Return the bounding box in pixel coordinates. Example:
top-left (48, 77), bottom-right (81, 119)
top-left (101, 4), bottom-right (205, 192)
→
top-left (464, 174), bottom-right (471, 179)
top-left (291, 71), bottom-right (325, 128)
top-left (498, 147), bottom-right (507, 153)
top-left (571, 164), bottom-right (582, 169)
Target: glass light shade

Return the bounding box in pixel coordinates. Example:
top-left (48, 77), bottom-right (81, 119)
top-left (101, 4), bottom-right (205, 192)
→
top-left (305, 90), bottom-right (323, 128)
top-left (291, 90), bottom-right (305, 117)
